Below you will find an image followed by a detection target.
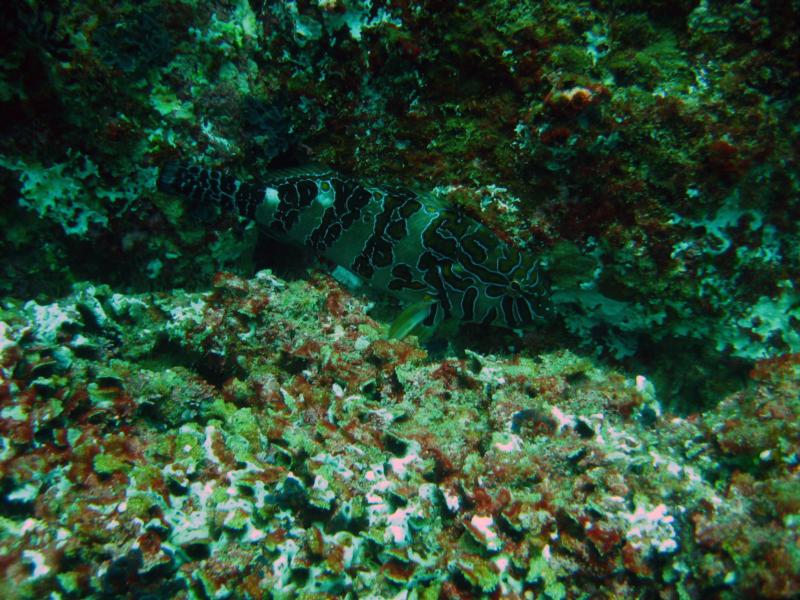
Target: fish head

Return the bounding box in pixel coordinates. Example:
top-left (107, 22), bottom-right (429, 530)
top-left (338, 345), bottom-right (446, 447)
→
top-left (484, 251), bottom-right (551, 329)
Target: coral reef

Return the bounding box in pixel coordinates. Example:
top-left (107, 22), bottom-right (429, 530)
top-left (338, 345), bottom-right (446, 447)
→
top-left (0, 274), bottom-right (797, 597)
top-left (0, 0), bottom-right (798, 597)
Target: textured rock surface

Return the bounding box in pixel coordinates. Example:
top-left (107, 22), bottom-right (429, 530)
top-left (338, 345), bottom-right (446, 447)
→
top-left (0, 0), bottom-right (798, 597)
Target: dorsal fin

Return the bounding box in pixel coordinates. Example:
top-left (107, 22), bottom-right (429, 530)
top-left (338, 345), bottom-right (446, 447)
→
top-left (261, 163), bottom-right (336, 183)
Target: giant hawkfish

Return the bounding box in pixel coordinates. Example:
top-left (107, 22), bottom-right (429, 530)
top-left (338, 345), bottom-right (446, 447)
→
top-left (157, 161), bottom-right (551, 335)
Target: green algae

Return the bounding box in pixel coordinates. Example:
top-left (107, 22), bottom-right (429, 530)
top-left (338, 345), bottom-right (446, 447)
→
top-left (0, 0), bottom-right (798, 597)
top-left (92, 453), bottom-right (131, 476)
top-left (0, 272), bottom-right (798, 596)
top-left (527, 554), bottom-right (567, 600)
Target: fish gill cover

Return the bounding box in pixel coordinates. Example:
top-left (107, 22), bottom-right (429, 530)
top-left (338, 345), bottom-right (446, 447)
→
top-left (0, 0), bottom-right (798, 598)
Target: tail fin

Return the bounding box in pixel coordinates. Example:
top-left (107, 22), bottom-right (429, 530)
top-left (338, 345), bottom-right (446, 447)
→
top-left (156, 161), bottom-right (260, 220)
top-left (157, 160), bottom-right (184, 195)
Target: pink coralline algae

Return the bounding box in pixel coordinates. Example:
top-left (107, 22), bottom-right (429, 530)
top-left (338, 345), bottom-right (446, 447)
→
top-left (0, 274), bottom-right (796, 598)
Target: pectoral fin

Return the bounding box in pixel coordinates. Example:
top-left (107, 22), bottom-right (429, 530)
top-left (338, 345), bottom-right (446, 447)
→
top-left (388, 299), bottom-right (437, 340)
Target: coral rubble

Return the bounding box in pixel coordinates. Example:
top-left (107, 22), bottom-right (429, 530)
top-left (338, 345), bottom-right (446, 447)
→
top-left (1, 0), bottom-right (798, 597)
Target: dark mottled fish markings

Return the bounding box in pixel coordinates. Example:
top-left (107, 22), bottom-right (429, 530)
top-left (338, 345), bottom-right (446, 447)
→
top-left (158, 161), bottom-right (550, 329)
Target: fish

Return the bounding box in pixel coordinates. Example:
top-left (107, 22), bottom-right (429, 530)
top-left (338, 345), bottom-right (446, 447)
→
top-left (157, 161), bottom-right (550, 333)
